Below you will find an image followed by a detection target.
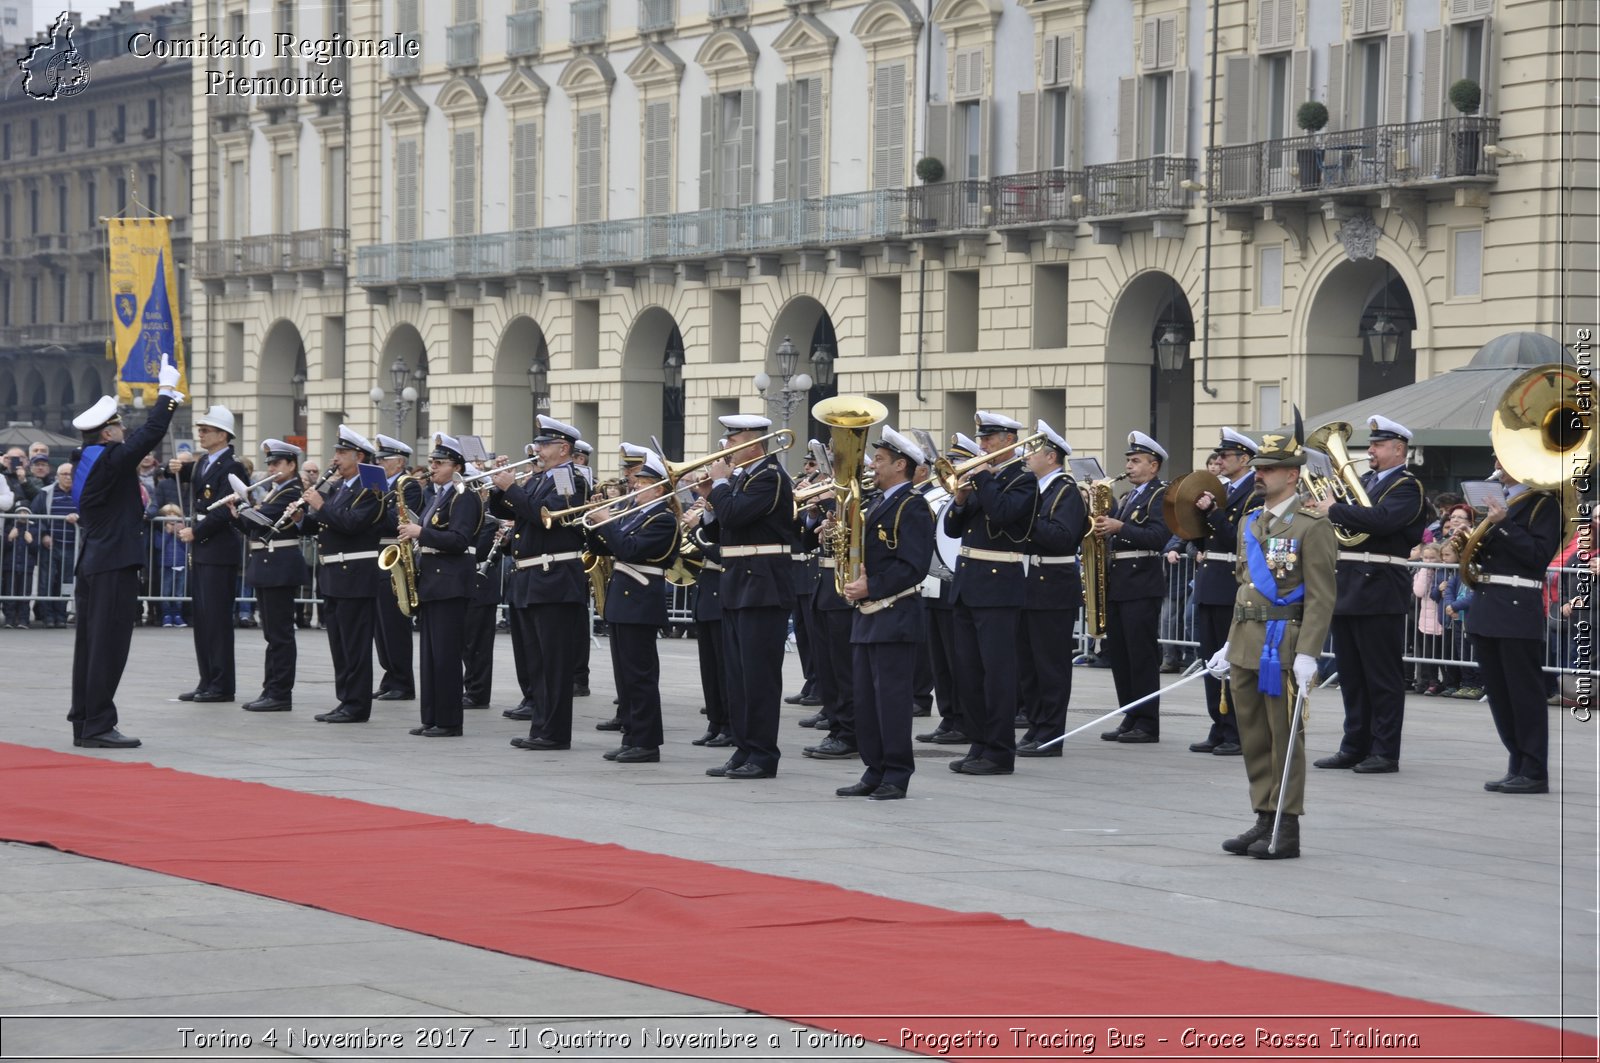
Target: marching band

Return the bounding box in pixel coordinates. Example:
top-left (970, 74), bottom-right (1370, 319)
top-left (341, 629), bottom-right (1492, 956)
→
top-left (61, 360), bottom-right (1590, 854)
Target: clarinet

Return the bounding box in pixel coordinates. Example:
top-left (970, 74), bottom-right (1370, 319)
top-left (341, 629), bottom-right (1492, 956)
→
top-left (270, 469), bottom-right (339, 534)
top-left (476, 520), bottom-right (512, 577)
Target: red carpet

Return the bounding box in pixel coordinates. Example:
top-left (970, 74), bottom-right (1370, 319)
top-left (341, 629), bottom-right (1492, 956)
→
top-left (0, 743), bottom-right (1589, 1061)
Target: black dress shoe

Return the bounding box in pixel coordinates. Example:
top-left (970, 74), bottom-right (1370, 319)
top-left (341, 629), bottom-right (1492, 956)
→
top-left (836, 781), bottom-right (878, 797)
top-left (1313, 751), bottom-right (1362, 769)
top-left (511, 736), bottom-right (570, 750)
top-left (502, 707), bottom-right (534, 720)
top-left (1212, 741), bottom-right (1243, 756)
top-left (927, 729), bottom-right (968, 745)
top-left (461, 698), bottom-right (488, 709)
top-left (1483, 773), bottom-right (1516, 792)
top-left (1222, 812), bottom-right (1273, 855)
top-left (803, 737), bottom-right (858, 759)
top-left (573, 686), bottom-right (591, 697)
top-left (373, 689), bottom-right (414, 701)
top-left (1188, 739), bottom-right (1219, 753)
top-left (243, 696), bottom-right (292, 712)
top-left (723, 763), bottom-right (775, 779)
top-left (690, 732), bottom-right (717, 746)
top-left (1100, 725), bottom-right (1131, 741)
top-left (421, 726), bottom-right (462, 737)
top-left (595, 717), bottom-right (623, 731)
top-left (408, 726), bottom-right (427, 736)
top-left (1352, 754), bottom-right (1399, 774)
top-left (703, 733), bottom-right (734, 747)
top-left (911, 705), bottom-right (932, 717)
top-left (177, 690), bottom-right (204, 702)
top-left (868, 784), bottom-right (907, 801)
top-left (316, 710), bottom-right (368, 723)
top-left (955, 759), bottom-right (1013, 776)
top-left (783, 692), bottom-right (806, 705)
top-left (947, 756), bottom-right (972, 773)
top-left (190, 691), bottom-right (233, 703)
top-left (1016, 742), bottom-right (1062, 758)
top-left (77, 729), bottom-right (141, 749)
top-left (603, 745), bottom-right (631, 761)
top-left (797, 712), bottom-right (827, 728)
top-left (705, 759), bottom-right (737, 777)
top-left (1115, 728), bottom-right (1159, 744)
top-left (797, 694), bottom-right (824, 707)
top-left (1496, 775), bottom-right (1549, 794)
top-left (614, 746), bottom-right (660, 763)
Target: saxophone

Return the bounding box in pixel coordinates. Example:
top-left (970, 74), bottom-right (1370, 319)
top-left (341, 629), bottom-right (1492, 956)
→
top-left (378, 473), bottom-right (421, 616)
top-left (1080, 474), bottom-right (1129, 640)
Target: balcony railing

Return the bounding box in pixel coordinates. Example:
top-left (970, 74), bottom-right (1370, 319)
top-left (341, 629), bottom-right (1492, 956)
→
top-left (993, 169), bottom-right (1088, 226)
top-left (908, 180), bottom-right (999, 233)
top-left (195, 229), bottom-right (348, 279)
top-left (507, 9), bottom-right (542, 56)
top-left (571, 0), bottom-right (606, 46)
top-left (1082, 157), bottom-right (1197, 216)
top-left (1207, 117), bottom-right (1499, 204)
top-left (638, 0), bottom-right (674, 32)
top-left (211, 94), bottom-right (249, 118)
top-left (0, 321), bottom-right (108, 346)
top-left (68, 228), bottom-right (109, 254)
top-left (708, 0), bottom-right (748, 15)
top-left (446, 22), bottom-right (480, 68)
top-left (389, 38), bottom-right (421, 78)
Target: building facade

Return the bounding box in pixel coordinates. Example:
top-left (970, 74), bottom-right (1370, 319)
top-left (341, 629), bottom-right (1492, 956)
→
top-left (186, 0), bottom-right (1586, 478)
top-left (0, 1), bottom-right (193, 439)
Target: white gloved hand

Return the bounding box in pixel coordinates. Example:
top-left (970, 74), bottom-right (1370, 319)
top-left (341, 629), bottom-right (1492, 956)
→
top-left (157, 351), bottom-right (184, 403)
top-left (1206, 643), bottom-right (1231, 680)
top-left (1293, 653), bottom-right (1318, 692)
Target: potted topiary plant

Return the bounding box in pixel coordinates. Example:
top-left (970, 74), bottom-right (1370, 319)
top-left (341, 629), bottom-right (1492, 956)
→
top-left (1295, 101), bottom-right (1329, 188)
top-left (1448, 79), bottom-right (1482, 175)
top-left (915, 156), bottom-right (945, 183)
top-left (913, 157), bottom-right (945, 229)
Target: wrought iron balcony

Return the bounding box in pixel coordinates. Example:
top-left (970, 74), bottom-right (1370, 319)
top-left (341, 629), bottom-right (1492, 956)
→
top-left (389, 38), bottom-right (421, 79)
top-left (993, 169), bottom-right (1088, 227)
top-left (211, 94), bottom-right (249, 119)
top-left (195, 229), bottom-right (347, 280)
top-left (507, 9), bottom-right (543, 57)
top-left (708, 0), bottom-right (748, 16)
top-left (0, 321), bottom-right (108, 347)
top-left (1207, 117), bottom-right (1499, 205)
top-left (907, 180), bottom-right (1000, 235)
top-left (447, 22), bottom-right (480, 69)
top-left (638, 0), bottom-right (674, 33)
top-left (1081, 157), bottom-right (1197, 217)
top-left (571, 0), bottom-right (606, 47)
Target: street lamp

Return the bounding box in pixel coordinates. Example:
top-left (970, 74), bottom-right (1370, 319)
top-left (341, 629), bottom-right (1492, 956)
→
top-left (753, 335), bottom-right (812, 429)
top-left (810, 342), bottom-right (835, 390)
top-left (1361, 263), bottom-right (1404, 370)
top-left (662, 344), bottom-right (685, 461)
top-left (369, 355), bottom-right (419, 437)
top-left (1154, 324), bottom-right (1191, 373)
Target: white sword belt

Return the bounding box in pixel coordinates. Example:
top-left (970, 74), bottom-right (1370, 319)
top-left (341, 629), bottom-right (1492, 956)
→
top-left (321, 550), bottom-right (380, 564)
top-left (721, 544), bottom-right (791, 558)
top-left (858, 586), bottom-right (920, 615)
top-left (1338, 551), bottom-right (1408, 565)
top-left (1477, 574), bottom-right (1542, 589)
top-left (960, 546), bottom-right (1026, 564)
top-left (1029, 555), bottom-right (1079, 566)
top-left (514, 551), bottom-right (584, 570)
top-left (249, 540), bottom-right (299, 552)
top-left (1112, 549), bottom-right (1160, 560)
top-left (1203, 552), bottom-right (1238, 563)
top-left (613, 562), bottom-right (665, 585)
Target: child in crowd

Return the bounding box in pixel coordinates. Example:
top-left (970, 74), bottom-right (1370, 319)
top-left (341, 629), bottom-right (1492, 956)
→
top-left (1439, 542), bottom-right (1482, 699)
top-left (157, 504), bottom-right (188, 628)
top-left (1412, 543), bottom-right (1446, 694)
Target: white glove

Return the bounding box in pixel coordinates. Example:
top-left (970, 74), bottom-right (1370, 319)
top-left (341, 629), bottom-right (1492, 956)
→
top-left (1206, 644), bottom-right (1231, 680)
top-left (1293, 653), bottom-right (1318, 692)
top-left (157, 351), bottom-right (184, 403)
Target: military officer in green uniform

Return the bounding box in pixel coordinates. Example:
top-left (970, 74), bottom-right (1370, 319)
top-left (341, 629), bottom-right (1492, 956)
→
top-left (1206, 419), bottom-right (1337, 860)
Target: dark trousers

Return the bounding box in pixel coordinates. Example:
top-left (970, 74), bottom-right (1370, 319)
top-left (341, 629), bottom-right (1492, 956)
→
top-left (1331, 613), bottom-right (1407, 761)
top-left (1021, 606), bottom-right (1075, 742)
top-left (461, 601), bottom-right (497, 706)
top-left (373, 585), bottom-right (415, 696)
top-left (792, 596), bottom-right (818, 696)
top-left (953, 604), bottom-right (1020, 769)
top-left (38, 549), bottom-right (68, 623)
top-left (510, 604), bottom-right (536, 709)
top-left (1195, 602), bottom-right (1240, 744)
top-left (323, 595), bottom-right (376, 720)
top-left (927, 605), bottom-right (963, 732)
top-left (722, 605), bottom-right (788, 772)
top-left (69, 567), bottom-right (140, 740)
top-left (419, 597), bottom-right (466, 730)
top-left (813, 605), bottom-right (856, 742)
top-left (696, 618), bottom-right (728, 735)
top-left (255, 585), bottom-right (297, 699)
top-left (853, 641), bottom-right (917, 790)
top-left (912, 621), bottom-right (934, 713)
top-left (611, 622), bottom-right (664, 749)
top-left (575, 606), bottom-right (592, 687)
top-left (1105, 596), bottom-right (1163, 731)
top-left (190, 563), bottom-right (237, 695)
top-left (519, 601), bottom-right (581, 743)
top-left (1474, 634), bottom-right (1548, 780)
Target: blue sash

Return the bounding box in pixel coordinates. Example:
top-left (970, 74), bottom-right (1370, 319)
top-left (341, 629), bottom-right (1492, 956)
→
top-left (1244, 510), bottom-right (1304, 696)
top-left (72, 444), bottom-right (104, 510)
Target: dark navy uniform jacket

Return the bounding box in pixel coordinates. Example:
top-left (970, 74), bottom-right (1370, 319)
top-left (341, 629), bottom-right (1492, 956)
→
top-left (244, 479), bottom-right (310, 589)
top-left (689, 523), bottom-right (723, 622)
top-left (380, 473), bottom-right (426, 538)
top-left (588, 496), bottom-right (679, 627)
top-left (1106, 478), bottom-right (1171, 601)
top-left (1025, 471), bottom-right (1087, 612)
top-left (468, 517), bottom-right (505, 607)
top-left (1193, 471), bottom-right (1263, 606)
top-left (799, 497), bottom-right (852, 613)
top-left (300, 476), bottom-right (386, 597)
top-left (189, 445), bottom-right (249, 566)
top-left (1464, 489), bottom-right (1564, 640)
top-left (943, 461), bottom-right (1037, 608)
top-left (74, 395), bottom-right (178, 576)
top-left (706, 454), bottom-right (797, 611)
top-left (1328, 466), bottom-right (1428, 614)
top-left (489, 463), bottom-right (588, 608)
top-left (415, 481), bottom-right (483, 603)
top-left (852, 482), bottom-right (935, 644)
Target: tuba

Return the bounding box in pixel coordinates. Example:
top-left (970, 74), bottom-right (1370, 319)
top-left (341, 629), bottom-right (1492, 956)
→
top-left (1080, 473), bottom-right (1128, 639)
top-left (1303, 421), bottom-right (1373, 546)
top-left (378, 472), bottom-right (422, 616)
top-left (812, 395), bottom-right (889, 598)
top-left (1458, 363), bottom-right (1594, 585)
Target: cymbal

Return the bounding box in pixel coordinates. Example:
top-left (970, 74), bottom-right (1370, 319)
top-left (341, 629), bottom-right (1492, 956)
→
top-left (1162, 470), bottom-right (1225, 541)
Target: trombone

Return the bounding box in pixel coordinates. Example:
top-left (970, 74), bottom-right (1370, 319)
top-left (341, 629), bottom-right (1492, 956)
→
top-left (931, 432), bottom-right (1049, 493)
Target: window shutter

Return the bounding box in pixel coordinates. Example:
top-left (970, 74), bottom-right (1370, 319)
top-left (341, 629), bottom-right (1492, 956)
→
top-left (1291, 48), bottom-right (1311, 115)
top-left (1142, 18), bottom-right (1158, 71)
top-left (1448, 0), bottom-right (1472, 19)
top-left (699, 94), bottom-right (714, 209)
top-left (804, 76), bottom-right (824, 197)
top-left (1016, 91), bottom-right (1038, 171)
top-left (1042, 35), bottom-right (1058, 87)
top-left (1327, 43), bottom-right (1345, 130)
top-left (1471, 0), bottom-right (1493, 14)
top-left (1348, 0), bottom-right (1367, 35)
top-left (924, 102), bottom-right (949, 178)
top-left (1279, 0), bottom-right (1296, 48)
top-left (577, 110), bottom-right (603, 222)
top-left (874, 62), bottom-right (907, 188)
top-left (453, 128), bottom-right (477, 236)
top-left (1117, 76), bottom-right (1137, 160)
top-left (1479, 16), bottom-right (1494, 116)
top-left (1169, 70), bottom-right (1188, 156)
top-left (737, 87), bottom-right (756, 207)
top-left (454, 0), bottom-right (476, 21)
top-left (955, 49), bottom-right (971, 97)
top-left (1059, 34), bottom-right (1075, 86)
top-left (1158, 16), bottom-right (1178, 69)
top-left (512, 120), bottom-right (538, 229)
top-left (773, 81), bottom-right (791, 200)
top-left (977, 97), bottom-right (992, 179)
top-left (395, 136), bottom-right (417, 242)
top-left (1421, 28), bottom-right (1443, 118)
top-left (1256, 0), bottom-right (1276, 51)
top-left (644, 101), bottom-right (671, 216)
top-left (1223, 55), bottom-right (1253, 144)
top-left (397, 0), bottom-right (418, 32)
top-left (1069, 87), bottom-right (1084, 169)
top-left (969, 50), bottom-right (986, 98)
top-left (1384, 33), bottom-right (1407, 124)
top-left (1367, 0), bottom-right (1391, 32)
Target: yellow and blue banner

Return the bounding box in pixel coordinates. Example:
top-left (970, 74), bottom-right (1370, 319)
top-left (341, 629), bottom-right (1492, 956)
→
top-left (107, 217), bottom-right (188, 406)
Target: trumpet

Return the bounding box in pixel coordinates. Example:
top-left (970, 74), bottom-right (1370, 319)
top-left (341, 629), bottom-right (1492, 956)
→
top-left (932, 432), bottom-right (1049, 493)
top-left (460, 455), bottom-right (540, 485)
top-left (269, 468), bottom-right (339, 533)
top-left (206, 472), bottom-right (293, 511)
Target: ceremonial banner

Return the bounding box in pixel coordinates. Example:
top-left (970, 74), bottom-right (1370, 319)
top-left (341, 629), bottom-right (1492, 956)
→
top-left (107, 217), bottom-right (188, 406)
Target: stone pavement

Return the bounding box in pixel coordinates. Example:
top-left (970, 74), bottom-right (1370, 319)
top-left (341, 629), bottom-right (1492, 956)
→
top-left (0, 624), bottom-right (1595, 1059)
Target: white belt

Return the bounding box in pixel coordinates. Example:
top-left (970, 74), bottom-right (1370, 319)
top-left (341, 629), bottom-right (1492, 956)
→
top-left (1478, 574), bottom-right (1541, 589)
top-left (818, 558), bottom-right (837, 569)
top-left (1339, 551), bottom-right (1408, 566)
top-left (379, 537), bottom-right (400, 546)
top-left (791, 552), bottom-right (809, 562)
top-left (699, 560), bottom-right (724, 573)
top-left (515, 550), bottom-right (584, 570)
top-left (322, 550), bottom-right (379, 564)
top-left (249, 540), bottom-right (298, 552)
top-left (1204, 552), bottom-right (1238, 563)
top-left (1112, 549), bottom-right (1159, 560)
top-left (961, 546), bottom-right (1026, 564)
top-left (1029, 555), bottom-right (1079, 566)
top-left (722, 544), bottom-right (790, 558)
top-left (613, 561), bottom-right (665, 586)
top-left (857, 586), bottom-right (919, 615)
top-left (415, 545), bottom-right (453, 556)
